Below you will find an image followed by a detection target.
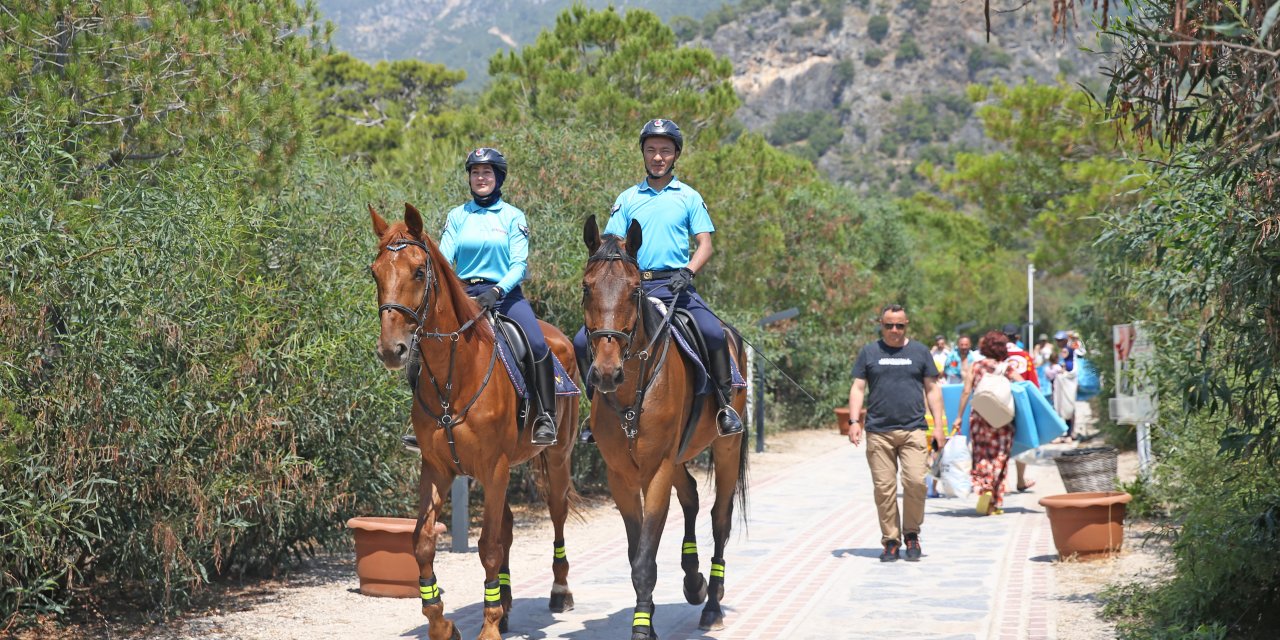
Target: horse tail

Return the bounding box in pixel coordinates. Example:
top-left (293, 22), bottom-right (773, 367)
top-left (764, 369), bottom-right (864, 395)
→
top-left (730, 328), bottom-right (750, 531)
top-left (532, 447), bottom-right (586, 523)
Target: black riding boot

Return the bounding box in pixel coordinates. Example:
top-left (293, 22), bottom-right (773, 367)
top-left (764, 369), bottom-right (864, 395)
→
top-left (575, 348), bottom-right (595, 443)
top-left (707, 345), bottom-right (744, 437)
top-left (530, 354), bottom-right (558, 446)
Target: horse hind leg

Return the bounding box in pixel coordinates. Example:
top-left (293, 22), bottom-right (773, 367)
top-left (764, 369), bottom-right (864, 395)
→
top-left (673, 464), bottom-right (707, 605)
top-left (542, 447), bottom-right (575, 612)
top-left (699, 436), bottom-right (744, 631)
top-left (498, 502), bottom-right (514, 633)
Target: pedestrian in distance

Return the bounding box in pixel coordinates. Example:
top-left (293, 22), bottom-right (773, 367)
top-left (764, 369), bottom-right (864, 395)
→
top-left (952, 330), bottom-right (1025, 515)
top-left (1001, 323), bottom-right (1040, 492)
top-left (847, 304), bottom-right (948, 562)
top-left (572, 118), bottom-right (744, 442)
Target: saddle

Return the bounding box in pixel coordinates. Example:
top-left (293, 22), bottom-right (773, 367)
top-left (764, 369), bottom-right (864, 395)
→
top-left (492, 312), bottom-right (536, 424)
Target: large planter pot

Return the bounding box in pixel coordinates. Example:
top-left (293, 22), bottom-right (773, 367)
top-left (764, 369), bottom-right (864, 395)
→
top-left (346, 517), bottom-right (446, 598)
top-left (834, 407), bottom-right (851, 434)
top-left (1038, 491), bottom-right (1131, 561)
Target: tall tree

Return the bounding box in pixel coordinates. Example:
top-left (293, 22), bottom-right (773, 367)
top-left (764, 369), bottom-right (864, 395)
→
top-left (484, 5), bottom-right (740, 145)
top-left (0, 0), bottom-right (327, 183)
top-left (921, 78), bottom-right (1148, 275)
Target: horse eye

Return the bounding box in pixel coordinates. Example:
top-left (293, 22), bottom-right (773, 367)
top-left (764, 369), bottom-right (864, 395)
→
top-left (415, 268), bottom-right (426, 281)
top-left (581, 284), bottom-right (590, 296)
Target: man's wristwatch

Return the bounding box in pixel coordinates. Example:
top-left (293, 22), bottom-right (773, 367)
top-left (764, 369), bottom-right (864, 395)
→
top-left (847, 418), bottom-right (858, 426)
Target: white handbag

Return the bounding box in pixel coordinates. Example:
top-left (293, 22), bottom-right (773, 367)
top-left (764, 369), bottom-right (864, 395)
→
top-left (971, 362), bottom-right (1015, 427)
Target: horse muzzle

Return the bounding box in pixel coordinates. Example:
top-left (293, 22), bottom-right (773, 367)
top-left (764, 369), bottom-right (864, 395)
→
top-left (376, 338), bottom-right (410, 370)
top-left (589, 362), bottom-right (625, 393)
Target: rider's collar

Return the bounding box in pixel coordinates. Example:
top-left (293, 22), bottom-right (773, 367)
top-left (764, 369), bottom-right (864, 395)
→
top-left (465, 198), bottom-right (503, 212)
top-left (638, 176), bottom-right (683, 194)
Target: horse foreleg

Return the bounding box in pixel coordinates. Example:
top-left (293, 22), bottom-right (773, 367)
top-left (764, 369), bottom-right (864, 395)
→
top-left (475, 467), bottom-right (511, 640)
top-left (415, 465), bottom-right (460, 640)
top-left (606, 467), bottom-right (643, 564)
top-left (699, 434), bottom-right (744, 631)
top-left (543, 449), bottom-right (575, 613)
top-left (672, 464), bottom-right (707, 605)
top-left (630, 461), bottom-right (676, 640)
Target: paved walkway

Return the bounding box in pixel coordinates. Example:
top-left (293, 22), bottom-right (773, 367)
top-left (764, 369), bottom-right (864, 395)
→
top-left (431, 435), bottom-right (1066, 640)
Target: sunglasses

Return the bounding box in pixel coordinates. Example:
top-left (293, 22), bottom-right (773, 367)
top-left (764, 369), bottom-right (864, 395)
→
top-left (882, 322), bottom-right (908, 330)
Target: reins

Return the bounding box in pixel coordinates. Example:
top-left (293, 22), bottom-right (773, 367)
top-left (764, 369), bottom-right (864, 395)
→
top-left (378, 237), bottom-right (497, 475)
top-left (585, 252), bottom-right (682, 441)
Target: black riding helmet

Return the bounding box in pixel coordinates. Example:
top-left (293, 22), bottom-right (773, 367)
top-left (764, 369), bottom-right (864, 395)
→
top-left (465, 147), bottom-right (508, 186)
top-left (638, 119), bottom-right (683, 153)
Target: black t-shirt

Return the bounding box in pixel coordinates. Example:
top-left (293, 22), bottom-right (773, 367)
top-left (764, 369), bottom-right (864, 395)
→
top-left (851, 339), bottom-right (937, 432)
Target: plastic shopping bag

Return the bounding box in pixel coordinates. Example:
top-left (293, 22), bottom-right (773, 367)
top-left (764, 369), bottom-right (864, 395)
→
top-left (938, 435), bottom-right (972, 498)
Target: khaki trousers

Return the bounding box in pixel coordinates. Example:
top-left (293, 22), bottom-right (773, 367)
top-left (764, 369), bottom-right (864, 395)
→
top-left (866, 428), bottom-right (929, 544)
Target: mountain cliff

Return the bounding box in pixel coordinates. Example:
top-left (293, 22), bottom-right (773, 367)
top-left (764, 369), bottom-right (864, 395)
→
top-left (686, 0), bottom-right (1107, 188)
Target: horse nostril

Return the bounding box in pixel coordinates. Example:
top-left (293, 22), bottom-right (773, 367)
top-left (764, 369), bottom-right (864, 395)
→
top-left (611, 369), bottom-right (624, 386)
top-left (395, 342), bottom-right (407, 357)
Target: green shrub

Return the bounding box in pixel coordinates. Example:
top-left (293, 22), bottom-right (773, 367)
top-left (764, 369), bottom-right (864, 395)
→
top-left (868, 15), bottom-right (890, 42)
top-left (896, 34), bottom-right (923, 63)
top-left (906, 0), bottom-right (932, 14)
top-left (865, 48), bottom-right (886, 66)
top-left (834, 59), bottom-right (856, 85)
top-left (967, 44), bottom-right (1013, 77)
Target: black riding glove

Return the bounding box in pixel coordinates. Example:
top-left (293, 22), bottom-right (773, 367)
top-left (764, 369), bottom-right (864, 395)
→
top-left (475, 287), bottom-right (502, 311)
top-left (667, 267), bottom-right (695, 296)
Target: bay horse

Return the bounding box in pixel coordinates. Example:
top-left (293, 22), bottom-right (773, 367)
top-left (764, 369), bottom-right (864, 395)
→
top-left (369, 203), bottom-right (579, 640)
top-left (580, 216), bottom-right (749, 639)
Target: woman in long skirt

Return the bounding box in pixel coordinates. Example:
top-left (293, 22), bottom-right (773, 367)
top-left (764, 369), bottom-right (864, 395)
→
top-left (952, 330), bottom-right (1024, 515)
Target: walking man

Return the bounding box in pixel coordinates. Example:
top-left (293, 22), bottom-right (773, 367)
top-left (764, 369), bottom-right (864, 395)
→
top-left (847, 304), bottom-right (948, 562)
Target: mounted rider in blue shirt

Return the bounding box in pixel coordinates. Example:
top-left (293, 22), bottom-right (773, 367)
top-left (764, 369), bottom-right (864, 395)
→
top-left (437, 148), bottom-right (558, 446)
top-left (573, 119), bottom-right (744, 439)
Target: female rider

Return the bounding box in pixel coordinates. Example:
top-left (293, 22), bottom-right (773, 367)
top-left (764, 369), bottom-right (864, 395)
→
top-left (438, 147), bottom-right (558, 446)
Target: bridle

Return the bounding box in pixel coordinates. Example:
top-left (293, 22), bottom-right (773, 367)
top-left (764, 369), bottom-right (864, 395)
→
top-left (374, 236), bottom-right (496, 474)
top-left (583, 251), bottom-right (679, 440)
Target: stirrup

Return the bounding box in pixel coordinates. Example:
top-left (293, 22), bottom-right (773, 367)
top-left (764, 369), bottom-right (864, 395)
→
top-left (401, 434), bottom-right (420, 452)
top-left (531, 416), bottom-right (557, 446)
top-left (716, 406), bottom-right (744, 437)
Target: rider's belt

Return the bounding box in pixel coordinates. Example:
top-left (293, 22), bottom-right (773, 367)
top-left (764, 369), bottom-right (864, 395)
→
top-left (465, 278), bottom-right (497, 285)
top-left (640, 269), bottom-right (680, 281)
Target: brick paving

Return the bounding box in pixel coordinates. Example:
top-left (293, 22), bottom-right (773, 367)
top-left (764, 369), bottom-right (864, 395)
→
top-left (475, 432), bottom-right (1067, 640)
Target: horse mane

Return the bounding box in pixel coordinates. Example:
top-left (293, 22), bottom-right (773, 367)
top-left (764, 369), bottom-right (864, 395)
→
top-left (594, 234), bottom-right (628, 261)
top-left (381, 222), bottom-right (494, 343)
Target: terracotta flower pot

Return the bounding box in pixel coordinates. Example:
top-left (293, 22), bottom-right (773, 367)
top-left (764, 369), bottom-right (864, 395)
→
top-left (1038, 491), bottom-right (1132, 561)
top-left (834, 407), bottom-right (851, 434)
top-left (346, 517), bottom-right (446, 597)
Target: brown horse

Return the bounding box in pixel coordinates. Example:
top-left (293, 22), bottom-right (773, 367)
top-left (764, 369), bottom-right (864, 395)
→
top-left (580, 216), bottom-right (749, 639)
top-left (369, 203), bottom-right (579, 640)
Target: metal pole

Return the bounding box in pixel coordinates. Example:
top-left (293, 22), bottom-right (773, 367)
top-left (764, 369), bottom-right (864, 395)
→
top-left (754, 349), bottom-right (766, 454)
top-left (450, 476), bottom-right (468, 552)
top-left (1027, 262), bottom-right (1035, 348)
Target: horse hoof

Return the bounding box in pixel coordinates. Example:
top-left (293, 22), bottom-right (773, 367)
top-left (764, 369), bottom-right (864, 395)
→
top-left (683, 573), bottom-right (708, 605)
top-left (498, 614), bottom-right (509, 634)
top-left (698, 610), bottom-right (725, 631)
top-left (549, 591), bottom-right (575, 612)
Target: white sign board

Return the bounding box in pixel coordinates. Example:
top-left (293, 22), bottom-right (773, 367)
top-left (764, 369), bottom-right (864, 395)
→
top-left (1109, 322), bottom-right (1158, 424)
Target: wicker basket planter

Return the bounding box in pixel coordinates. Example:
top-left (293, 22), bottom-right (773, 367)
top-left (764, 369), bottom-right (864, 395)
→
top-left (1054, 446), bottom-right (1119, 493)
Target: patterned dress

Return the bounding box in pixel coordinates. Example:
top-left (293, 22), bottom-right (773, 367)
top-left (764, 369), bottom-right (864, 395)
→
top-left (968, 358), bottom-right (1020, 510)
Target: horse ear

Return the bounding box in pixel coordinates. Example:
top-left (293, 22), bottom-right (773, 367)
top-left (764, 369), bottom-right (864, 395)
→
top-left (404, 202), bottom-right (424, 238)
top-left (625, 219), bottom-right (643, 259)
top-left (583, 215), bottom-right (601, 256)
top-left (369, 204), bottom-right (389, 239)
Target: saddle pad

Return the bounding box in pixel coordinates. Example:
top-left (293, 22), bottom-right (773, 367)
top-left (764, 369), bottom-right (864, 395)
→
top-left (647, 298), bottom-right (747, 396)
top-left (491, 329), bottom-right (580, 399)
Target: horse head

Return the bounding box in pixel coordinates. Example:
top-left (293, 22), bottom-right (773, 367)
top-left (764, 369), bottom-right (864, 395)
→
top-left (582, 215), bottom-right (644, 393)
top-left (369, 202), bottom-right (433, 370)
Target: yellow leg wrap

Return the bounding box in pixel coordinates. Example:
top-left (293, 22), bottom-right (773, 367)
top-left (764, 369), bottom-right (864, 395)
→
top-left (682, 541), bottom-right (697, 554)
top-left (710, 563), bottom-right (725, 578)
top-left (633, 611), bottom-right (652, 627)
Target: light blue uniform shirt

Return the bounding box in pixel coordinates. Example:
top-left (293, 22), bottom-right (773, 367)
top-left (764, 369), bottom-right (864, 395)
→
top-left (603, 176), bottom-right (715, 271)
top-left (438, 199), bottom-right (529, 294)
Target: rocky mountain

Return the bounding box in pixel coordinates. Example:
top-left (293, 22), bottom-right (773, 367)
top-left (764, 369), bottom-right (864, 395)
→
top-left (687, 0), bottom-right (1109, 188)
top-left (314, 0), bottom-right (724, 87)
top-left (316, 0), bottom-right (1109, 188)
